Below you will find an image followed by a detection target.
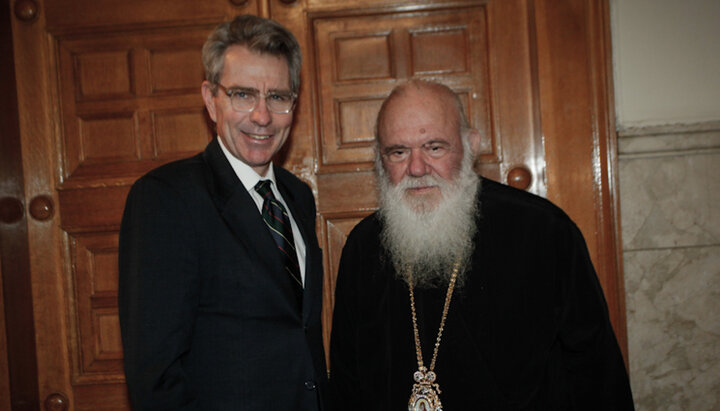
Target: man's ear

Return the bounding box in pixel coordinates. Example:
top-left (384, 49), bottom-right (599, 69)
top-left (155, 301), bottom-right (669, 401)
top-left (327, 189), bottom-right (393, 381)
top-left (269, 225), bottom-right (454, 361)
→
top-left (464, 128), bottom-right (482, 156)
top-left (201, 81), bottom-right (218, 122)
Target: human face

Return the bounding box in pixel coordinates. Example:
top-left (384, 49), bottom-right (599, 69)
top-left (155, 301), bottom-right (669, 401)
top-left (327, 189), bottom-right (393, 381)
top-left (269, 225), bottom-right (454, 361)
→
top-left (377, 88), bottom-right (465, 207)
top-left (202, 45), bottom-right (294, 176)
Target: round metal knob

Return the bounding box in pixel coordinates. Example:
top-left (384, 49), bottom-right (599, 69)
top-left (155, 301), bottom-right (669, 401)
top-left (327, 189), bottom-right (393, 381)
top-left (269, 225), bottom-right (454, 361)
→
top-left (0, 197), bottom-right (24, 224)
top-left (228, 0), bottom-right (248, 6)
top-left (507, 166), bottom-right (532, 190)
top-left (29, 195), bottom-right (54, 221)
top-left (44, 393), bottom-right (68, 411)
top-left (13, 0), bottom-right (39, 22)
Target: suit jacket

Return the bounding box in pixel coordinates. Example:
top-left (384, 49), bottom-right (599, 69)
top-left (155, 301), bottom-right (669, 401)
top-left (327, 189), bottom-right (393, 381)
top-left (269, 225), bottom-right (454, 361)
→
top-left (119, 138), bottom-right (328, 410)
top-left (329, 178), bottom-right (633, 410)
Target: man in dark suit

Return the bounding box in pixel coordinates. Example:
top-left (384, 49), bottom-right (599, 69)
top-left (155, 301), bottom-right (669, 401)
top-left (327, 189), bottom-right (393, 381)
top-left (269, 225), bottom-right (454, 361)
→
top-left (329, 79), bottom-right (634, 409)
top-left (119, 15), bottom-right (328, 410)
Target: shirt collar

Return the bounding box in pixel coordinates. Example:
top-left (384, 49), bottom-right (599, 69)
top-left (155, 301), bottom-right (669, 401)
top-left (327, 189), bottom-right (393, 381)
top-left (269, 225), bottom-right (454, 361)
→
top-left (217, 136), bottom-right (277, 193)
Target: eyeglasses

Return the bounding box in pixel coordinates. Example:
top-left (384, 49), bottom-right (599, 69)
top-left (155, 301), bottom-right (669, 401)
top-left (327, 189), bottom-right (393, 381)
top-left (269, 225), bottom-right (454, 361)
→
top-left (215, 83), bottom-right (297, 114)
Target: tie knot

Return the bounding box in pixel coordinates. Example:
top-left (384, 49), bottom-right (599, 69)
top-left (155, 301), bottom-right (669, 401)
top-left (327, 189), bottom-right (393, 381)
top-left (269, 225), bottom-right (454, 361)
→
top-left (254, 180), bottom-right (273, 198)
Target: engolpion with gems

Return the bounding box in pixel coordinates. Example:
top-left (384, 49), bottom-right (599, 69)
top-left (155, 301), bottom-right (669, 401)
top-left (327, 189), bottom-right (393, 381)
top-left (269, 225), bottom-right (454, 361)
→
top-left (407, 261), bottom-right (461, 411)
top-left (409, 367), bottom-right (443, 410)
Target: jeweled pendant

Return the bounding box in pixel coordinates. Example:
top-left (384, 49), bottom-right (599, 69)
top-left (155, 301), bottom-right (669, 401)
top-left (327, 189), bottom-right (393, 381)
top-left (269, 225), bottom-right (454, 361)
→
top-left (408, 369), bottom-right (443, 411)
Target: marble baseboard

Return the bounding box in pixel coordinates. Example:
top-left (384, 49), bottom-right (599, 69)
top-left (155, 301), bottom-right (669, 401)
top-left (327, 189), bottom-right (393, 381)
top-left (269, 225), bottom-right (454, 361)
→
top-left (619, 121), bottom-right (720, 410)
top-left (619, 122), bottom-right (720, 250)
top-left (619, 152), bottom-right (720, 250)
top-left (624, 246), bottom-right (720, 411)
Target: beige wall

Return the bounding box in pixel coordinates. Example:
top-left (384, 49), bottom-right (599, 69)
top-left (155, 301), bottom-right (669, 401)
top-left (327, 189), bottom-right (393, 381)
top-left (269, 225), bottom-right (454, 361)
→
top-left (611, 0), bottom-right (720, 409)
top-left (612, 0), bottom-right (720, 126)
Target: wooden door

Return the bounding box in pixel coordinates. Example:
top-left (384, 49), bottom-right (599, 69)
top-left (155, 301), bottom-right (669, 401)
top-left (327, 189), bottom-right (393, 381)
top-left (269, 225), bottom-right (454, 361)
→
top-left (6, 0), bottom-right (624, 409)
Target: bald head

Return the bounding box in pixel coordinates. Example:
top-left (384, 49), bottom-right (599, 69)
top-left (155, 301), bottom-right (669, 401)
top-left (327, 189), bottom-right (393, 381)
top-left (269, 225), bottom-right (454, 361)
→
top-left (376, 79), bottom-right (468, 145)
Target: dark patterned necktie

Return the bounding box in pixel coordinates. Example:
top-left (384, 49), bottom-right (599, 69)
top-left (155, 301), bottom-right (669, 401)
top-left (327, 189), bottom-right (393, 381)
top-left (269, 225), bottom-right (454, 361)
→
top-left (254, 180), bottom-right (303, 292)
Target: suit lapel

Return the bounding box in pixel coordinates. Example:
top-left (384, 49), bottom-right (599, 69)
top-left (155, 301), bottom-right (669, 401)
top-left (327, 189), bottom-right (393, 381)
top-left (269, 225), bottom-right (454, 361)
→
top-left (202, 140), bottom-right (301, 309)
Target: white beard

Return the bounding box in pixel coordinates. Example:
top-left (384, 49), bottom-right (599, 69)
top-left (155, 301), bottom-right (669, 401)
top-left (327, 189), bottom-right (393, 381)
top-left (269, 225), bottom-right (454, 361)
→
top-left (377, 144), bottom-right (480, 289)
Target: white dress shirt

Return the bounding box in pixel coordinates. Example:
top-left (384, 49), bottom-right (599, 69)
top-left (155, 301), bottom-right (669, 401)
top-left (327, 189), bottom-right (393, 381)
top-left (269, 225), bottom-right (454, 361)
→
top-left (218, 137), bottom-right (307, 285)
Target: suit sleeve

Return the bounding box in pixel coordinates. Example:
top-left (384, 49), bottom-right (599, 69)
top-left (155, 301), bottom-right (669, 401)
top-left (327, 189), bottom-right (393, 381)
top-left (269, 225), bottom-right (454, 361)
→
top-left (328, 230), bottom-right (365, 410)
top-left (118, 176), bottom-right (200, 410)
top-left (555, 220), bottom-right (635, 409)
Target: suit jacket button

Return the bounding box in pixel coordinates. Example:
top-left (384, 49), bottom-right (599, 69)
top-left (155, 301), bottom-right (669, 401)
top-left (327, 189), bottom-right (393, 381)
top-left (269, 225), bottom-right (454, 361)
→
top-left (304, 380), bottom-right (316, 390)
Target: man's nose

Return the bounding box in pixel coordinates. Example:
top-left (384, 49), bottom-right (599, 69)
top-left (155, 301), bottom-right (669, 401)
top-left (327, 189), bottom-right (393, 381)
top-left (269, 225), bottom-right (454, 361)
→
top-left (250, 98), bottom-right (272, 126)
top-left (407, 149), bottom-right (430, 177)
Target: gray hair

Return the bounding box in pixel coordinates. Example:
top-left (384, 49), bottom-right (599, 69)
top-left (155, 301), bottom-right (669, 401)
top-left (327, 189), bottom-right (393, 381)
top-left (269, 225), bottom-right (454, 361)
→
top-left (202, 15), bottom-right (302, 94)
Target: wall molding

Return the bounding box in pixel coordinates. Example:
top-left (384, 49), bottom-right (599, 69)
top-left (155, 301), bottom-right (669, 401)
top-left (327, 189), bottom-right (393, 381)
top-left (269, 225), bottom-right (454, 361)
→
top-left (618, 121), bottom-right (720, 159)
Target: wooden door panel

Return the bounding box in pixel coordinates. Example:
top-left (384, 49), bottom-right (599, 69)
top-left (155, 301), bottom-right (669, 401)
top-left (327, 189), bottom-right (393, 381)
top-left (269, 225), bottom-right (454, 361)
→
top-left (307, 0), bottom-right (468, 11)
top-left (312, 6), bottom-right (500, 174)
top-left (44, 0), bottom-right (254, 32)
top-left (57, 186), bottom-right (129, 233)
top-left (70, 232), bottom-right (123, 378)
top-left (68, 231), bottom-right (130, 409)
top-left (316, 171), bottom-right (378, 215)
top-left (73, 383), bottom-right (130, 411)
top-left (56, 27), bottom-right (213, 181)
top-left (318, 212), bottom-right (371, 361)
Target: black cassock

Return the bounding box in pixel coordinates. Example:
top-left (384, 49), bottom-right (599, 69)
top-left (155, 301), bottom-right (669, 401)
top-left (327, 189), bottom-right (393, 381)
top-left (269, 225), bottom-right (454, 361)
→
top-left (330, 178), bottom-right (634, 410)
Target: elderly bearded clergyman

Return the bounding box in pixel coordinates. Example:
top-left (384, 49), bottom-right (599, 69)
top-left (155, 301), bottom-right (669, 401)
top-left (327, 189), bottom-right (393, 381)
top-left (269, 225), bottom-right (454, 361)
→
top-left (329, 79), bottom-right (634, 410)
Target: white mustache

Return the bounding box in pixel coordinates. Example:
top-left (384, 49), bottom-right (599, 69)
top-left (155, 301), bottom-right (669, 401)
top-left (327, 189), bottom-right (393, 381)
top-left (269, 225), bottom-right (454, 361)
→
top-left (398, 175), bottom-right (443, 190)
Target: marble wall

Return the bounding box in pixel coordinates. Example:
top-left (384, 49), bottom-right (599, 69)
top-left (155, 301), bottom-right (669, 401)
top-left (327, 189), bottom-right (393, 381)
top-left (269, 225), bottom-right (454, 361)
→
top-left (619, 121), bottom-right (720, 410)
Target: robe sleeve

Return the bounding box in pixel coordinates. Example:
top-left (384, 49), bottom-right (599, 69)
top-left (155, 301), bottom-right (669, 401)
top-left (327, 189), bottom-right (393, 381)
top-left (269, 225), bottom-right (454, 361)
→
top-left (328, 228), bottom-right (367, 410)
top-left (555, 220), bottom-right (635, 410)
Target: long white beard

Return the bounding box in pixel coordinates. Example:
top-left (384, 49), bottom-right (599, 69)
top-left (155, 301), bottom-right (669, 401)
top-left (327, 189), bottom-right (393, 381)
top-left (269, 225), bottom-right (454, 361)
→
top-left (377, 146), bottom-right (480, 289)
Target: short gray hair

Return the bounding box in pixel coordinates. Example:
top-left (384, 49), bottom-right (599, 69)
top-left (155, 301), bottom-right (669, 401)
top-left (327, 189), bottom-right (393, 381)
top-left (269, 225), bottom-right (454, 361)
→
top-left (202, 15), bottom-right (302, 94)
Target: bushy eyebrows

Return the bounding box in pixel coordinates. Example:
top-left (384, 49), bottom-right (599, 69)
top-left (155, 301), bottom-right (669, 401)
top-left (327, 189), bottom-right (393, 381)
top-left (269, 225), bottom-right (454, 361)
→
top-left (381, 139), bottom-right (451, 150)
top-left (224, 85), bottom-right (292, 93)
top-left (382, 143), bottom-right (409, 151)
top-left (423, 139), bottom-right (451, 146)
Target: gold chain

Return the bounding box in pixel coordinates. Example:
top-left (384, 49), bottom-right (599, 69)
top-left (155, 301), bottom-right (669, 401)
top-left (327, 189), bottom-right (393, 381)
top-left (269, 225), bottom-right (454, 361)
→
top-left (408, 261), bottom-right (460, 372)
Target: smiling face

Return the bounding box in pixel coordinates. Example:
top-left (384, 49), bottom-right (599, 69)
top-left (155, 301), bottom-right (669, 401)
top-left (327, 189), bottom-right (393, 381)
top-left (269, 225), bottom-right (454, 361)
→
top-left (202, 44), bottom-right (294, 176)
top-left (377, 85), bottom-right (466, 209)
